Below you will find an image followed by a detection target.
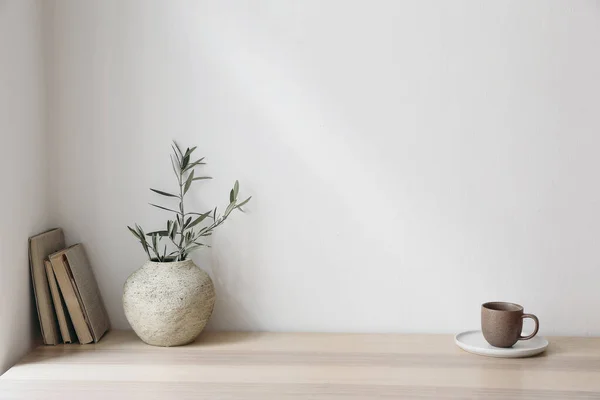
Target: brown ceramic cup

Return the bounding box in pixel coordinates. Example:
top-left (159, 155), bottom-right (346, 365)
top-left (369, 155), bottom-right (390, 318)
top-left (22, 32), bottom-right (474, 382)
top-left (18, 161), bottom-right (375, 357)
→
top-left (481, 302), bottom-right (539, 348)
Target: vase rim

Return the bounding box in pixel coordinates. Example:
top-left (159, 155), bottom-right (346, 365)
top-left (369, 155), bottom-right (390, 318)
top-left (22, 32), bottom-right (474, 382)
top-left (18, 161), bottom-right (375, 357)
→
top-left (144, 259), bottom-right (195, 267)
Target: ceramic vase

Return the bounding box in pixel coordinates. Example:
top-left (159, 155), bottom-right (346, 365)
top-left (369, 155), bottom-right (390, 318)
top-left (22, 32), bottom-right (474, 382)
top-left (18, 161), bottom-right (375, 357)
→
top-left (123, 259), bottom-right (215, 346)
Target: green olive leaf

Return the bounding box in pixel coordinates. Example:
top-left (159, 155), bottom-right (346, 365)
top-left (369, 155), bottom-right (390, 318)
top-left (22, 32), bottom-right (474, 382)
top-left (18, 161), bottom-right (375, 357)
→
top-left (152, 233), bottom-right (158, 250)
top-left (235, 196), bottom-right (252, 211)
top-left (184, 170), bottom-right (194, 195)
top-left (184, 146), bottom-right (197, 158)
top-left (233, 180), bottom-right (239, 199)
top-left (183, 158), bottom-right (206, 172)
top-left (187, 211), bottom-right (211, 229)
top-left (146, 230), bottom-right (169, 237)
top-left (172, 141), bottom-right (184, 158)
top-left (170, 220), bottom-right (178, 240)
top-left (150, 188), bottom-right (178, 198)
top-left (170, 155), bottom-right (180, 177)
top-left (149, 203), bottom-right (179, 214)
top-left (127, 226), bottom-right (141, 239)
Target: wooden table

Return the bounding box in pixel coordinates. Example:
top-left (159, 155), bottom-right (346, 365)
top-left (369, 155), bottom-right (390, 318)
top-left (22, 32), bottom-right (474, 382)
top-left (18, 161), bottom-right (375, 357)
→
top-left (1, 330), bottom-right (599, 399)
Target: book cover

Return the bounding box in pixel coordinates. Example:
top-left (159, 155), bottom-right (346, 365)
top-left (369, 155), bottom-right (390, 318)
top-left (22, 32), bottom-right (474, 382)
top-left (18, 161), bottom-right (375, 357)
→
top-left (29, 228), bottom-right (65, 345)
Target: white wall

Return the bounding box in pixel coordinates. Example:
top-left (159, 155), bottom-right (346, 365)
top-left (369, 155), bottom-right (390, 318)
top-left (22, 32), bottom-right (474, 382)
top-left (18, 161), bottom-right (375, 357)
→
top-left (47, 0), bottom-right (600, 335)
top-left (0, 0), bottom-right (49, 374)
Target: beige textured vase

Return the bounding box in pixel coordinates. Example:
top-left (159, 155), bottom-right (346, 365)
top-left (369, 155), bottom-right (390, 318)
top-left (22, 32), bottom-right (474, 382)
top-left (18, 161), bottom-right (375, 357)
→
top-left (123, 259), bottom-right (215, 347)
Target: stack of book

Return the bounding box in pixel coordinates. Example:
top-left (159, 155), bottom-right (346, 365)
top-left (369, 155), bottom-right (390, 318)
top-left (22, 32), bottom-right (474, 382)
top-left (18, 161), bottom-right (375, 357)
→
top-left (29, 228), bottom-right (109, 345)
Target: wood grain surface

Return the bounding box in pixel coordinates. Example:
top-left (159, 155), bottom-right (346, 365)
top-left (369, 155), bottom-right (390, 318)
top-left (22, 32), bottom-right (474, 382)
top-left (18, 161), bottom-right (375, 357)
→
top-left (1, 330), bottom-right (599, 399)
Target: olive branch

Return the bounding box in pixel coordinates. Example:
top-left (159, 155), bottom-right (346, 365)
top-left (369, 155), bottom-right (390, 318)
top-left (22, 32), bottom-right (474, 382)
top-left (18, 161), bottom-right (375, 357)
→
top-left (127, 141), bottom-right (251, 262)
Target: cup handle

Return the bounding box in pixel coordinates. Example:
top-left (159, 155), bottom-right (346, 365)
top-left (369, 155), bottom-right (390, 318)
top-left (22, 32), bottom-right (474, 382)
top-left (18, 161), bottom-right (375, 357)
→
top-left (518, 314), bottom-right (539, 340)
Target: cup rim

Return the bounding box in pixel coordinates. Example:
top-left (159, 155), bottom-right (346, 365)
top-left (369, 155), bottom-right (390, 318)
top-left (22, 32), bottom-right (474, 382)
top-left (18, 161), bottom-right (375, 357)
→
top-left (482, 301), bottom-right (523, 312)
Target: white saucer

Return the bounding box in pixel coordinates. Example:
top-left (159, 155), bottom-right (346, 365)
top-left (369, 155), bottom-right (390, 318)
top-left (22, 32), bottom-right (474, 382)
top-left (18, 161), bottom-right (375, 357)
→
top-left (455, 330), bottom-right (549, 358)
